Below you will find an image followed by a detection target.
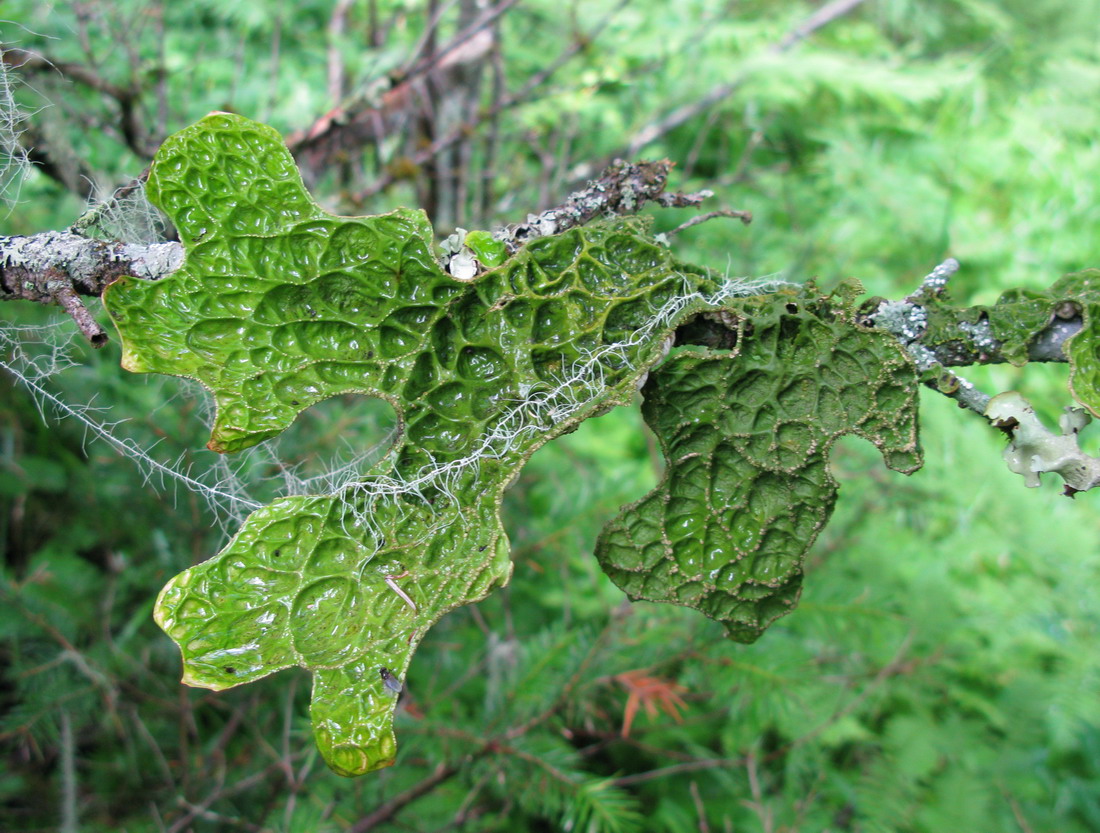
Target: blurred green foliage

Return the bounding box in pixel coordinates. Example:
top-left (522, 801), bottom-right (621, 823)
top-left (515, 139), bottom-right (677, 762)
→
top-left (3, 0), bottom-right (1100, 830)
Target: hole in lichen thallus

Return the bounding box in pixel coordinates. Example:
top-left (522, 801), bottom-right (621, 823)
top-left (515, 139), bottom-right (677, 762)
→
top-left (675, 312), bottom-right (739, 351)
top-left (259, 393), bottom-right (399, 491)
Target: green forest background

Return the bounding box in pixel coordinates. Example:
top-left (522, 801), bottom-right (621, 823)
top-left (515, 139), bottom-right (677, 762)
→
top-left (2, 0), bottom-right (1100, 830)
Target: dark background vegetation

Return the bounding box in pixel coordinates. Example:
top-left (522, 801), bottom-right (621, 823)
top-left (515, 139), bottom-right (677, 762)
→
top-left (2, 0), bottom-right (1100, 830)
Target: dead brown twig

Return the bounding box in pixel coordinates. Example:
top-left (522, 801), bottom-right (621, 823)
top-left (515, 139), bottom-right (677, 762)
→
top-left (666, 209), bottom-right (753, 238)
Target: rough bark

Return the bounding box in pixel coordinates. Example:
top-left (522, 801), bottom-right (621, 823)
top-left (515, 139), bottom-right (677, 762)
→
top-left (0, 231), bottom-right (181, 346)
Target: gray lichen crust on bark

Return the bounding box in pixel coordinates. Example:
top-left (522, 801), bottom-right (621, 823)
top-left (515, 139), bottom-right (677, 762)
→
top-left (494, 159), bottom-right (722, 252)
top-left (862, 257), bottom-right (1083, 415)
top-left (0, 230), bottom-right (183, 346)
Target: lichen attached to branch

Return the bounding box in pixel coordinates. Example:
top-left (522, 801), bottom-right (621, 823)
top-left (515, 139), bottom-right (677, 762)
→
top-left (985, 392), bottom-right (1100, 496)
top-left (89, 113), bottom-right (914, 777)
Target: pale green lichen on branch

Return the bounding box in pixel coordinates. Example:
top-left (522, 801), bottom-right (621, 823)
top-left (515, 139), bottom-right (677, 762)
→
top-left (864, 263), bottom-right (1100, 494)
top-left (985, 393), bottom-right (1100, 495)
top-left (102, 113), bottom-right (925, 776)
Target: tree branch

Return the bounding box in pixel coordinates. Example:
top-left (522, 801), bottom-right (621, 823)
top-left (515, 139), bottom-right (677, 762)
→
top-left (348, 0), bottom-right (631, 205)
top-left (3, 46), bottom-right (153, 160)
top-left (47, 272), bottom-right (107, 346)
top-left (286, 0), bottom-right (515, 173)
top-left (666, 208), bottom-right (753, 238)
top-left (859, 257), bottom-right (1088, 416)
top-left (345, 761), bottom-right (466, 833)
top-left (19, 123), bottom-right (100, 200)
top-left (493, 159), bottom-right (715, 252)
top-left (0, 155), bottom-right (704, 342)
top-left (0, 231), bottom-right (182, 346)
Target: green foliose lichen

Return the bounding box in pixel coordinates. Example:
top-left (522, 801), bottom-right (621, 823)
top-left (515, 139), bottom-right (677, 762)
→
top-left (104, 113), bottom-right (925, 776)
top-left (982, 269), bottom-right (1100, 411)
top-left (104, 113), bottom-right (726, 774)
top-left (597, 283), bottom-right (922, 642)
top-left (464, 229), bottom-right (507, 268)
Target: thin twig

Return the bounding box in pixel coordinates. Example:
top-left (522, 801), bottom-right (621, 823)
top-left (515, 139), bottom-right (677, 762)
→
top-left (776, 0), bottom-right (867, 50)
top-left (666, 209), bottom-right (752, 238)
top-left (866, 258), bottom-right (993, 415)
top-left (346, 761), bottom-right (465, 833)
top-left (3, 47), bottom-right (152, 158)
top-left (743, 751), bottom-right (774, 833)
top-left (327, 0), bottom-right (355, 104)
top-left (45, 271), bottom-right (106, 346)
top-left (1004, 789), bottom-right (1036, 833)
top-left (384, 570), bottom-right (418, 613)
top-left (60, 710), bottom-right (78, 833)
top-left (492, 159), bottom-right (709, 254)
top-left (287, 0), bottom-right (518, 159)
top-left (689, 780), bottom-right (711, 833)
top-left (614, 756), bottom-right (741, 787)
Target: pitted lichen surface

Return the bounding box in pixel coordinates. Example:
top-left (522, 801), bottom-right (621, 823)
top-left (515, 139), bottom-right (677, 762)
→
top-left (156, 488), bottom-right (512, 775)
top-left (596, 283), bottom-right (922, 642)
top-left (103, 113), bottom-right (733, 775)
top-left (104, 114), bottom-right (696, 461)
top-left (103, 114), bottom-right (927, 777)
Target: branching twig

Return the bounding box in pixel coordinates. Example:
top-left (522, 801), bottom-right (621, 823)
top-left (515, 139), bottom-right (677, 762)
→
top-left (326, 0), bottom-right (356, 105)
top-left (0, 151), bottom-right (708, 343)
top-left (3, 46), bottom-right (153, 159)
top-left (345, 761), bottom-right (465, 832)
top-left (0, 231), bottom-right (182, 296)
top-left (287, 0), bottom-right (517, 165)
top-left (666, 209), bottom-right (753, 239)
top-left (864, 256), bottom-right (1088, 414)
top-left (47, 272), bottom-right (107, 346)
top-left (866, 258), bottom-right (1100, 494)
top-left (865, 258), bottom-right (996, 415)
top-left (349, 0), bottom-right (632, 204)
top-left (493, 160), bottom-right (713, 253)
